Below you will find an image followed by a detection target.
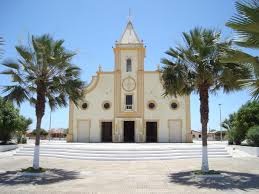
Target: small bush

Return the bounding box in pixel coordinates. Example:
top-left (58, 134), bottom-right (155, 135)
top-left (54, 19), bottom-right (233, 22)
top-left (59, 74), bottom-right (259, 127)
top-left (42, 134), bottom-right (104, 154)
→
top-left (246, 126), bottom-right (259, 147)
top-left (21, 137), bottom-right (27, 144)
top-left (16, 134), bottom-right (27, 144)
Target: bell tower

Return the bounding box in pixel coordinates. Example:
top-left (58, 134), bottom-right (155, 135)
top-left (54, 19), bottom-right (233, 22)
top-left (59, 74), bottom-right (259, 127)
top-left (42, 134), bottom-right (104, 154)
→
top-left (113, 20), bottom-right (146, 118)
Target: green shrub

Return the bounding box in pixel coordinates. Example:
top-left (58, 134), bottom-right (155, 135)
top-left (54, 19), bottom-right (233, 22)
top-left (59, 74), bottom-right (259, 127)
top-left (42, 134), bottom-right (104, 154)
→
top-left (223, 101), bottom-right (259, 145)
top-left (246, 126), bottom-right (259, 147)
top-left (21, 137), bottom-right (27, 144)
top-left (17, 135), bottom-right (27, 144)
top-left (0, 97), bottom-right (31, 144)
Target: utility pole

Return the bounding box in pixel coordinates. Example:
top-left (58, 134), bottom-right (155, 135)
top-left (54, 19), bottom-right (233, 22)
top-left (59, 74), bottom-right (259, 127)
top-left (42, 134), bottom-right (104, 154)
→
top-left (219, 104), bottom-right (222, 141)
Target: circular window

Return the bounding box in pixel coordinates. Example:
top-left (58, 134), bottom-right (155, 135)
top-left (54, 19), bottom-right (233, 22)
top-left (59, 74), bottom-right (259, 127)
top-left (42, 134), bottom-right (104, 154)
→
top-left (147, 101), bottom-right (156, 110)
top-left (148, 102), bottom-right (155, 109)
top-left (103, 102), bottom-right (111, 110)
top-left (170, 102), bottom-right (178, 110)
top-left (81, 102), bottom-right (88, 110)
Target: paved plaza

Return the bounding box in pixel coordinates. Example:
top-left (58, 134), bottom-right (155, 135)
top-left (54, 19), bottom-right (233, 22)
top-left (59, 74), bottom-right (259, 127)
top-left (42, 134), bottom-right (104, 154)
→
top-left (0, 151), bottom-right (259, 194)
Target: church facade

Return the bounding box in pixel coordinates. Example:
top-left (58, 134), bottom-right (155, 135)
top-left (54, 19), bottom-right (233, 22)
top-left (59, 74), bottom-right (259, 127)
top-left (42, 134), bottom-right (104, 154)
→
top-left (67, 21), bottom-right (192, 143)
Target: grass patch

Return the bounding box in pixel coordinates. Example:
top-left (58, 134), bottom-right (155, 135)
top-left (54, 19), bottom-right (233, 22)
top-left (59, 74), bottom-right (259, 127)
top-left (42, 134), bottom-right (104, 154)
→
top-left (193, 170), bottom-right (221, 175)
top-left (21, 167), bottom-right (46, 173)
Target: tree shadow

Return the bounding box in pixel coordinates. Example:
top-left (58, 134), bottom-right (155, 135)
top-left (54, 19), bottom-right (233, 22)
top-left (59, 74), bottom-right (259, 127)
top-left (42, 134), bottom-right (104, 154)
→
top-left (168, 171), bottom-right (259, 191)
top-left (0, 169), bottom-right (81, 185)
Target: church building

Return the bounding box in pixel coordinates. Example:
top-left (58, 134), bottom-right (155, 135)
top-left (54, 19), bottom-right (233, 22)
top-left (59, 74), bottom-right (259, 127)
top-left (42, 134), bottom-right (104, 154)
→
top-left (67, 20), bottom-right (192, 143)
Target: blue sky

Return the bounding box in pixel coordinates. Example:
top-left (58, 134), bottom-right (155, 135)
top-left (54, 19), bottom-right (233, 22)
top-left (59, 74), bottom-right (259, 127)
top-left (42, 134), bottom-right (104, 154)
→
top-left (0, 0), bottom-right (257, 131)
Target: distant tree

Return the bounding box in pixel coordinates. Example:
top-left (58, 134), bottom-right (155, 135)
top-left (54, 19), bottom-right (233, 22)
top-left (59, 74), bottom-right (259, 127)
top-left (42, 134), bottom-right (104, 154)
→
top-left (222, 112), bottom-right (239, 144)
top-left (0, 97), bottom-right (31, 144)
top-left (223, 101), bottom-right (259, 144)
top-left (1, 34), bottom-right (85, 169)
top-left (17, 116), bottom-right (32, 133)
top-left (224, 0), bottom-right (259, 99)
top-left (16, 116), bottom-right (32, 144)
top-left (161, 27), bottom-right (252, 172)
top-left (0, 98), bottom-right (19, 144)
top-left (246, 125), bottom-right (259, 146)
top-left (32, 128), bottom-right (48, 136)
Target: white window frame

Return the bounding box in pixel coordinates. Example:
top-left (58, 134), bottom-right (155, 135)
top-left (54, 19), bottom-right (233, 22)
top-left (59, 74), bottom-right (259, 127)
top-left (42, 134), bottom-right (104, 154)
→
top-left (125, 94), bottom-right (133, 111)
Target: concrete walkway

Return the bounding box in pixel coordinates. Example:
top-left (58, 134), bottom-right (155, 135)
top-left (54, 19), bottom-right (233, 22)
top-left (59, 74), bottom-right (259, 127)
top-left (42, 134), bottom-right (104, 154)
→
top-left (0, 155), bottom-right (258, 193)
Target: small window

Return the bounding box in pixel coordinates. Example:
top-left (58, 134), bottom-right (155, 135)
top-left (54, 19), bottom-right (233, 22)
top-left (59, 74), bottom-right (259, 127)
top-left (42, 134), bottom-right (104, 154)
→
top-left (81, 102), bottom-right (88, 110)
top-left (199, 134), bottom-right (201, 138)
top-left (170, 102), bottom-right (178, 110)
top-left (126, 58), bottom-right (132, 72)
top-left (126, 95), bottom-right (133, 110)
top-left (103, 102), bottom-right (111, 110)
top-left (192, 135), bottom-right (195, 138)
top-left (148, 101), bottom-right (156, 110)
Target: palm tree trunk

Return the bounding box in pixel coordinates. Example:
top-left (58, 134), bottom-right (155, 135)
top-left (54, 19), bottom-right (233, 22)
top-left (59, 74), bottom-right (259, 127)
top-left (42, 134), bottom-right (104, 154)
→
top-left (33, 115), bottom-right (43, 169)
top-left (199, 85), bottom-right (209, 172)
top-left (33, 86), bottom-right (46, 169)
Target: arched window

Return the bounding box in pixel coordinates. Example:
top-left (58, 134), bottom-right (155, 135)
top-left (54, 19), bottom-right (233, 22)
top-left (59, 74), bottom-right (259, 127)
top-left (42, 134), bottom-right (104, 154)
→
top-left (126, 58), bottom-right (132, 72)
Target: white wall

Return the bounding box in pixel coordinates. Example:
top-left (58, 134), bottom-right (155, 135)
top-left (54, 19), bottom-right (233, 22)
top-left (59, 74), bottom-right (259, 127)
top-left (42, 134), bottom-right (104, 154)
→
top-left (72, 73), bottom-right (114, 142)
top-left (143, 73), bottom-right (187, 142)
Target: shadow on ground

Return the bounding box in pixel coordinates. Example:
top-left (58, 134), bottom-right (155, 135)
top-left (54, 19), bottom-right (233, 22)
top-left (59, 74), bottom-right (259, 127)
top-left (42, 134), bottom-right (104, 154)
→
top-left (0, 169), bottom-right (81, 185)
top-left (169, 171), bottom-right (259, 191)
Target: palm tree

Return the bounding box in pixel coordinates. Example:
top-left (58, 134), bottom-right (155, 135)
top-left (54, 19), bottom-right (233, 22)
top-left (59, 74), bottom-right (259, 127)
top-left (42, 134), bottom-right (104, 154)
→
top-left (161, 27), bottom-right (252, 172)
top-left (225, 0), bottom-right (259, 99)
top-left (1, 34), bottom-right (85, 169)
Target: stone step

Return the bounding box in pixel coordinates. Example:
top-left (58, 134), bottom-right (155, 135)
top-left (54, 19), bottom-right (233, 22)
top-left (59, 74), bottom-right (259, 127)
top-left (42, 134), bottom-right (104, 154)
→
top-left (14, 152), bottom-right (231, 161)
top-left (18, 147), bottom-right (227, 154)
top-left (20, 145), bottom-right (226, 152)
top-left (15, 143), bottom-right (231, 161)
top-left (15, 150), bottom-right (230, 157)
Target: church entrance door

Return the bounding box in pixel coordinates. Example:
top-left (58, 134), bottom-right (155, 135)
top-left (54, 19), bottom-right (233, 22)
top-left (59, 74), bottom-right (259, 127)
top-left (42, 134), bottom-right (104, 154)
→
top-left (123, 121), bottom-right (135, 142)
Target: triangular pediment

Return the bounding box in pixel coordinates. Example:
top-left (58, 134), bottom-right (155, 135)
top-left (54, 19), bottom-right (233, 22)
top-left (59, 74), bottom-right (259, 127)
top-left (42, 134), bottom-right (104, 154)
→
top-left (118, 21), bottom-right (141, 44)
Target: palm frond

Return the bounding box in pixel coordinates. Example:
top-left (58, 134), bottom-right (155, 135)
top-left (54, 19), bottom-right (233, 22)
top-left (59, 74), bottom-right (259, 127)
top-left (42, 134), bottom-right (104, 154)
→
top-left (15, 45), bottom-right (33, 62)
top-left (240, 78), bottom-right (259, 99)
top-left (0, 37), bottom-right (4, 58)
top-left (220, 46), bottom-right (259, 99)
top-left (2, 85), bottom-right (30, 106)
top-left (226, 0), bottom-right (259, 48)
top-left (220, 49), bottom-right (258, 64)
top-left (2, 61), bottom-right (20, 70)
